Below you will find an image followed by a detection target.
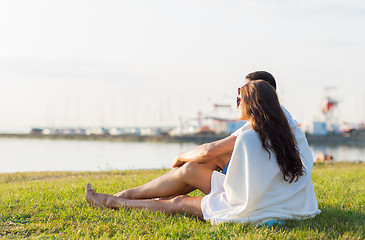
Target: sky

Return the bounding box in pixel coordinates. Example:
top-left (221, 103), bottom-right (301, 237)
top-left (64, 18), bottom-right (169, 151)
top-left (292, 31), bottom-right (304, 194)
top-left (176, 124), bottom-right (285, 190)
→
top-left (1, 0), bottom-right (365, 132)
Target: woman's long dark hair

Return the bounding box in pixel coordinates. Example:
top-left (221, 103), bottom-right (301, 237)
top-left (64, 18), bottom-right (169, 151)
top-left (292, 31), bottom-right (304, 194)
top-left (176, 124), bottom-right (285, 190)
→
top-left (240, 80), bottom-right (304, 183)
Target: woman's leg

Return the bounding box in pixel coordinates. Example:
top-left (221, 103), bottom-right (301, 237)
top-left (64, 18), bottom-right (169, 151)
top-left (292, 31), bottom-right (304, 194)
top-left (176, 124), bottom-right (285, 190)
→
top-left (114, 162), bottom-right (213, 199)
top-left (90, 191), bottom-right (204, 217)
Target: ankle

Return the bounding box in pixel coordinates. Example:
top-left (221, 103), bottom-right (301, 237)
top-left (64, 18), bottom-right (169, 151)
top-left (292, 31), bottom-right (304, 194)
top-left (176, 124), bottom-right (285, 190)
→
top-left (106, 195), bottom-right (127, 209)
top-left (105, 196), bottom-right (114, 208)
top-left (119, 189), bottom-right (134, 199)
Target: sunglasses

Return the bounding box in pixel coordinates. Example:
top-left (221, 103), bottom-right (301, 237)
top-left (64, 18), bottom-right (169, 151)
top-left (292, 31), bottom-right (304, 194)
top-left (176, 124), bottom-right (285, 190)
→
top-left (236, 87), bottom-right (241, 108)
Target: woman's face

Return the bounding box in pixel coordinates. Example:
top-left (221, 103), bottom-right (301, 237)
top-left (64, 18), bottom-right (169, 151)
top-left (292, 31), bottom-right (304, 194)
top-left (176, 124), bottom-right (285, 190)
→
top-left (238, 89), bottom-right (250, 121)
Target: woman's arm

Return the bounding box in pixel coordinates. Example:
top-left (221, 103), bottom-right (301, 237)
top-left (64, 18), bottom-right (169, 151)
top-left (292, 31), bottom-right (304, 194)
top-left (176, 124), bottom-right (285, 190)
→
top-left (172, 135), bottom-right (236, 168)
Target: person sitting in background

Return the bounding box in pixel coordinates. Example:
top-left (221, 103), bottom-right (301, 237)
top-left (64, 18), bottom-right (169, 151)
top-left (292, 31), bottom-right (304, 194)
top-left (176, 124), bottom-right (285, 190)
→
top-left (85, 79), bottom-right (320, 225)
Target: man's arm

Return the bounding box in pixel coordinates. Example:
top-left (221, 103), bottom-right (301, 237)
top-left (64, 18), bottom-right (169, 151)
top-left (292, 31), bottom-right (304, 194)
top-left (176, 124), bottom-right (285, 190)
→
top-left (172, 135), bottom-right (236, 168)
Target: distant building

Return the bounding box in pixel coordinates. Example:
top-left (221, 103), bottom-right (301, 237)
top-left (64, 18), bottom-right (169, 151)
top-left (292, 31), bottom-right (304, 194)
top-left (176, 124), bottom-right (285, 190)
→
top-left (30, 128), bottom-right (43, 135)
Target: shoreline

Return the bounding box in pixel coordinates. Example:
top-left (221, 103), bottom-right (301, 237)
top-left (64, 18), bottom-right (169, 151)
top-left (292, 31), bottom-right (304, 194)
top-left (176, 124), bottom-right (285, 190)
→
top-left (0, 133), bottom-right (229, 144)
top-left (1, 133), bottom-right (365, 146)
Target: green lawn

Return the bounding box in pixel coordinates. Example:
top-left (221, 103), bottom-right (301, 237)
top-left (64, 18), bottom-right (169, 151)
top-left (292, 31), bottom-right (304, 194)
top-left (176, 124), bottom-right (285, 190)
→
top-left (0, 162), bottom-right (364, 239)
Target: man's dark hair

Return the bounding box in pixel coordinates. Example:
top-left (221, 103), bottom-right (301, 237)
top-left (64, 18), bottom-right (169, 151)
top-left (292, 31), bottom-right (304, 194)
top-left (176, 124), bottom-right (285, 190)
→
top-left (245, 71), bottom-right (276, 90)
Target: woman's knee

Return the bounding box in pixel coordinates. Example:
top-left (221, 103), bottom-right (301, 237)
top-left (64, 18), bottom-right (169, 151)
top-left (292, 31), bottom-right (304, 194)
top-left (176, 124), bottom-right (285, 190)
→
top-left (179, 162), bottom-right (199, 176)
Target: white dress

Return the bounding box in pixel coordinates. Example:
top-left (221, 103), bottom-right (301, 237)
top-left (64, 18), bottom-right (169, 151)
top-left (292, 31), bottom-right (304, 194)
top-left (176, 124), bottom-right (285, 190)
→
top-left (201, 107), bottom-right (320, 224)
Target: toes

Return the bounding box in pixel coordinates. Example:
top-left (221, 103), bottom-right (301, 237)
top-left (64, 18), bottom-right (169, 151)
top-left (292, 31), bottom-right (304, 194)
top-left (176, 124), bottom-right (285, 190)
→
top-left (85, 183), bottom-right (96, 194)
top-left (85, 183), bottom-right (106, 210)
top-left (85, 183), bottom-right (96, 206)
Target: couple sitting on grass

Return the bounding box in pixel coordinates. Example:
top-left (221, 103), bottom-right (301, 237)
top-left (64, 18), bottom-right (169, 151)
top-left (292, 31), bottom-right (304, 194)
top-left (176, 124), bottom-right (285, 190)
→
top-left (85, 71), bottom-right (320, 226)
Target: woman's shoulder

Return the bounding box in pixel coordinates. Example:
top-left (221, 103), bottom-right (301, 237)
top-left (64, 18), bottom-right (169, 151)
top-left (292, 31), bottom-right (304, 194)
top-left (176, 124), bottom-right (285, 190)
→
top-left (236, 124), bottom-right (259, 141)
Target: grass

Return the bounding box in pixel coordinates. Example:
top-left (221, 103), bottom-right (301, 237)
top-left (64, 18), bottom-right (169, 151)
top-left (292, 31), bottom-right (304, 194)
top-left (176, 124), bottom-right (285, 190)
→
top-left (0, 162), bottom-right (364, 239)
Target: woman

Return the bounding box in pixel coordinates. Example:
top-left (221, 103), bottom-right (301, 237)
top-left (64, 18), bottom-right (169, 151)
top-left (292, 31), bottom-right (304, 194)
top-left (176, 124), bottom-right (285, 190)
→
top-left (85, 80), bottom-right (320, 224)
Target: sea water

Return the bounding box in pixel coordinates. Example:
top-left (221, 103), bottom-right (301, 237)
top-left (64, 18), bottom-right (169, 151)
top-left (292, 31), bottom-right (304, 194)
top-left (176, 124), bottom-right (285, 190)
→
top-left (0, 138), bottom-right (363, 173)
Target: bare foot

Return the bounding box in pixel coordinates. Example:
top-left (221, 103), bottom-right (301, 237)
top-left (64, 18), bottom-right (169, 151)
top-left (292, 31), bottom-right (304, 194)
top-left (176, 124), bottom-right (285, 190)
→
top-left (85, 183), bottom-right (105, 210)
